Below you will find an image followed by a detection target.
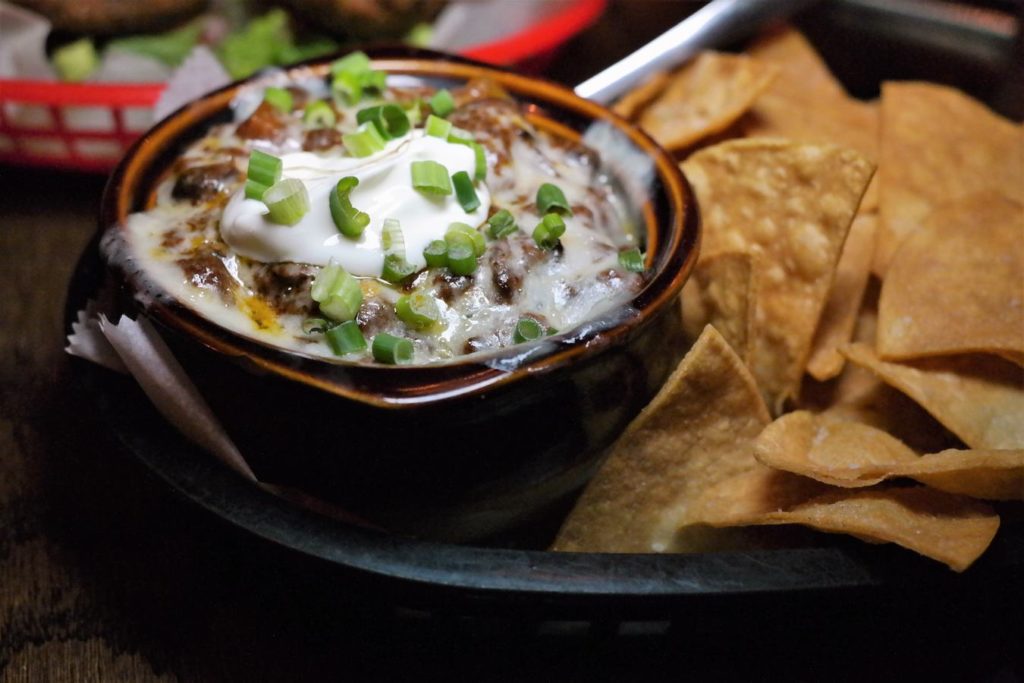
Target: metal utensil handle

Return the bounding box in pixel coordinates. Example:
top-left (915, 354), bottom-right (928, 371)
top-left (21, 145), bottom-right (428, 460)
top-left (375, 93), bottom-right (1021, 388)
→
top-left (574, 0), bottom-right (818, 105)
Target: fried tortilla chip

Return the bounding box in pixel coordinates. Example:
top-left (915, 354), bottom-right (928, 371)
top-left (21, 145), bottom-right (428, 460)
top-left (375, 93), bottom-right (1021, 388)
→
top-left (682, 139), bottom-right (874, 412)
top-left (612, 70), bottom-right (672, 119)
top-left (842, 343), bottom-right (1024, 449)
top-left (551, 326), bottom-right (771, 553)
top-left (875, 82), bottom-right (1024, 275)
top-left (680, 251), bottom-right (754, 356)
top-left (807, 213), bottom-right (877, 380)
top-left (878, 192), bottom-right (1024, 360)
top-left (754, 410), bottom-right (1024, 499)
top-left (632, 51), bottom-right (778, 151)
top-left (742, 27), bottom-right (879, 211)
top-left (688, 474), bottom-right (999, 572)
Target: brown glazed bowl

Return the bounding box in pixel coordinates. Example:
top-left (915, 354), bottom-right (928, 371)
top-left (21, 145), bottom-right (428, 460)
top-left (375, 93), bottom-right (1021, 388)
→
top-left (99, 47), bottom-right (699, 540)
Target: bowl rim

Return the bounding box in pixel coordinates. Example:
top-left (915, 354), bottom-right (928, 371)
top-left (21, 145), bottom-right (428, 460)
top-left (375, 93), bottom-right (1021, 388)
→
top-left (100, 46), bottom-right (700, 409)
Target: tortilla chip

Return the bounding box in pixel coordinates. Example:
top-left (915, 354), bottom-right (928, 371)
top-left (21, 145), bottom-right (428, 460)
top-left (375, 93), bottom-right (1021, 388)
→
top-left (754, 410), bottom-right (1023, 499)
top-left (877, 192), bottom-right (1024, 360)
top-left (613, 70), bottom-right (672, 119)
top-left (689, 475), bottom-right (999, 572)
top-left (633, 51), bottom-right (778, 151)
top-left (680, 251), bottom-right (754, 356)
top-left (842, 343), bottom-right (1024, 449)
top-left (807, 213), bottom-right (878, 380)
top-left (745, 26), bottom-right (849, 101)
top-left (875, 82), bottom-right (1024, 275)
top-left (682, 138), bottom-right (875, 412)
top-left (742, 27), bottom-right (879, 214)
top-left (551, 325), bottom-right (771, 553)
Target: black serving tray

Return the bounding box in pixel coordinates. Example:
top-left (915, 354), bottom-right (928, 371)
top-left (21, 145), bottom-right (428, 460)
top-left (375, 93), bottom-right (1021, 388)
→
top-left (67, 2), bottom-right (1024, 617)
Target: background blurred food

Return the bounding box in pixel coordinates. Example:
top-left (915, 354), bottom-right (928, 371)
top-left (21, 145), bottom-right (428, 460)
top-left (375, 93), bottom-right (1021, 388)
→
top-left (12, 0), bottom-right (208, 34)
top-left (280, 0), bottom-right (445, 41)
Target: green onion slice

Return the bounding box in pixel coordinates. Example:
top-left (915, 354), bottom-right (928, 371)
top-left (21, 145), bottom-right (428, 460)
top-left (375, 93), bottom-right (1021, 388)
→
top-left (303, 100), bottom-right (336, 128)
top-left (311, 263), bottom-right (363, 322)
top-left (263, 86), bottom-right (293, 113)
top-left (532, 212), bottom-right (566, 250)
top-left (326, 320), bottom-right (367, 356)
top-left (247, 149), bottom-right (282, 189)
top-left (424, 114), bottom-right (453, 139)
top-left (618, 247), bottom-right (645, 273)
top-left (342, 122), bottom-right (386, 158)
top-left (301, 317), bottom-right (331, 335)
top-left (381, 253), bottom-right (417, 283)
top-left (536, 182), bottom-right (572, 216)
top-left (447, 127), bottom-right (474, 146)
top-left (486, 209), bottom-right (518, 239)
top-left (411, 160), bottom-right (452, 195)
top-left (330, 51), bottom-right (385, 105)
top-left (471, 143), bottom-right (487, 181)
top-left (356, 104), bottom-right (410, 140)
top-left (404, 99), bottom-right (423, 127)
top-left (380, 218), bottom-right (405, 255)
top-left (329, 176), bottom-right (370, 238)
top-left (513, 318), bottom-right (544, 344)
top-left (244, 179), bottom-right (270, 200)
top-left (423, 240), bottom-right (448, 268)
top-left (445, 222), bottom-right (485, 257)
top-left (429, 89), bottom-right (455, 118)
top-left (396, 291), bottom-right (443, 330)
top-left (263, 178), bottom-right (310, 225)
top-left (446, 243), bottom-right (477, 276)
top-left (372, 333), bottom-right (414, 364)
top-left (451, 171), bottom-right (481, 212)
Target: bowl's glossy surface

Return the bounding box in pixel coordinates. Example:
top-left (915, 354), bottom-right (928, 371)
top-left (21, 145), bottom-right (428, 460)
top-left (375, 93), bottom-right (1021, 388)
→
top-left (99, 47), bottom-right (699, 539)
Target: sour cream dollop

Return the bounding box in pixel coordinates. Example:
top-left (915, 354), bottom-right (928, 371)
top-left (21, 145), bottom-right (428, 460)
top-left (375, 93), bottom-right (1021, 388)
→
top-left (221, 131), bottom-right (490, 277)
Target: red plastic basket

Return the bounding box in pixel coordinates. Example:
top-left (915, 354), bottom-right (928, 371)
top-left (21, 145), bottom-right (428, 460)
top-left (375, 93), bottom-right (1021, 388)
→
top-left (0, 0), bottom-right (605, 173)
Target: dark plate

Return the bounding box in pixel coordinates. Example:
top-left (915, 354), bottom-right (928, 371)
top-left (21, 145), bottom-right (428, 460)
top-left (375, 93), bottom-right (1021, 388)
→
top-left (66, 238), bottom-right (1024, 618)
top-left (67, 3), bottom-right (1024, 617)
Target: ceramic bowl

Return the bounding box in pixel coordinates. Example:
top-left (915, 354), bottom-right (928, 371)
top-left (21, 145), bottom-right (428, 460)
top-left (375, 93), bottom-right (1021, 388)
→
top-left (99, 47), bottom-right (699, 540)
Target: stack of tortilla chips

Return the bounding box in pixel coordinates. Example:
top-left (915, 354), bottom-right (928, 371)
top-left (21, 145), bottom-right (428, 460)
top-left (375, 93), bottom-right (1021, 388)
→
top-left (554, 27), bottom-right (1023, 571)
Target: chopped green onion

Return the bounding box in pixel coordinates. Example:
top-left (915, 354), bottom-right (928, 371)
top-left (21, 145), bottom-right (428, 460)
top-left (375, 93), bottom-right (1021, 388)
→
top-left (446, 243), bottom-right (477, 276)
top-left (330, 51), bottom-right (385, 105)
top-left (429, 89), bottom-right (455, 117)
top-left (618, 247), bottom-right (645, 273)
top-left (372, 333), bottom-right (414, 364)
top-left (411, 160), bottom-right (452, 195)
top-left (537, 183), bottom-right (572, 216)
top-left (447, 127), bottom-right (474, 146)
top-left (533, 213), bottom-right (566, 250)
top-left (424, 114), bottom-right (453, 139)
top-left (396, 292), bottom-right (443, 330)
top-left (486, 209), bottom-right (519, 239)
top-left (329, 176), bottom-right (370, 238)
top-left (404, 99), bottom-right (424, 127)
top-left (451, 171), bottom-right (481, 212)
top-left (381, 254), bottom-right (417, 283)
top-left (263, 178), bottom-right (310, 225)
top-left (245, 180), bottom-right (270, 200)
top-left (356, 104), bottom-right (410, 140)
top-left (247, 149), bottom-right (282, 188)
top-left (53, 38), bottom-right (99, 82)
top-left (342, 122), bottom-right (386, 158)
top-left (513, 318), bottom-right (544, 344)
top-left (326, 320), bottom-right (367, 355)
top-left (302, 317), bottom-right (331, 335)
top-left (445, 222), bottom-right (485, 257)
top-left (263, 86), bottom-right (293, 113)
top-left (311, 263), bottom-right (363, 321)
top-left (471, 143), bottom-right (487, 181)
top-left (423, 240), bottom-right (448, 268)
top-left (380, 218), bottom-right (405, 255)
top-left (303, 100), bottom-right (336, 128)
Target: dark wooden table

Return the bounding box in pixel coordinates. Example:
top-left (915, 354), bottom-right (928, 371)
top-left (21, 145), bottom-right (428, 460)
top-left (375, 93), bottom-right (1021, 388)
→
top-left (2, 3), bottom-right (1022, 680)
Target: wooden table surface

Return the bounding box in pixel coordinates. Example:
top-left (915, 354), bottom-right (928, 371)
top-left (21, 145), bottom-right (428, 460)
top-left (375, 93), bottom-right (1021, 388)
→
top-left (2, 3), bottom-right (1022, 681)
